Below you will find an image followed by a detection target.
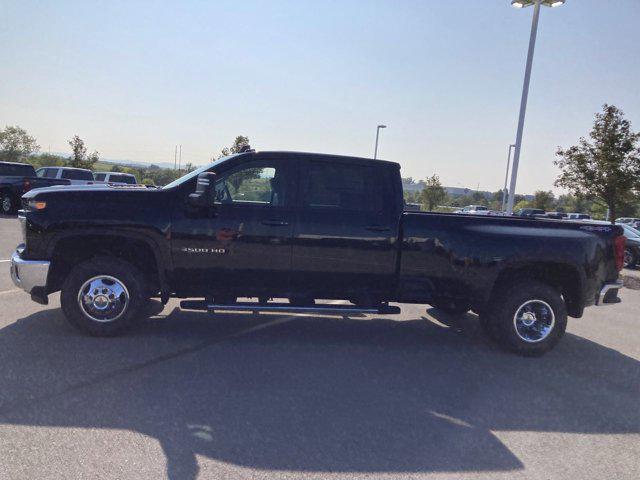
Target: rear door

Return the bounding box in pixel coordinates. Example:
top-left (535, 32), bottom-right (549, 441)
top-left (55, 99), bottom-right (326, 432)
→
top-left (291, 158), bottom-right (398, 300)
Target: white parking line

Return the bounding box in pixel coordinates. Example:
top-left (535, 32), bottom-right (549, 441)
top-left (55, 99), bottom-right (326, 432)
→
top-left (0, 259), bottom-right (10, 263)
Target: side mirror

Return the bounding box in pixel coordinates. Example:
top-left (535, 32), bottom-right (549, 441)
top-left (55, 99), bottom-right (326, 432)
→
top-left (188, 172), bottom-right (217, 209)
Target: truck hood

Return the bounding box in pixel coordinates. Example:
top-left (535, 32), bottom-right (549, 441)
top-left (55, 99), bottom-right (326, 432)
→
top-left (22, 184), bottom-right (154, 198)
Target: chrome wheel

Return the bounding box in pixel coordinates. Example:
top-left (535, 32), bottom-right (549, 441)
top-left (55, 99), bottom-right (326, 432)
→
top-left (77, 275), bottom-right (130, 323)
top-left (624, 249), bottom-right (633, 268)
top-left (513, 299), bottom-right (555, 343)
top-left (1, 195), bottom-right (11, 213)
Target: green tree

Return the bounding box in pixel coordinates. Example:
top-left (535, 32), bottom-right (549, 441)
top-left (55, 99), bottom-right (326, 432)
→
top-left (420, 174), bottom-right (447, 211)
top-left (27, 153), bottom-right (66, 169)
top-left (514, 199), bottom-right (533, 211)
top-left (532, 190), bottom-right (555, 211)
top-left (0, 125), bottom-right (40, 161)
top-left (554, 104), bottom-right (640, 223)
top-left (68, 135), bottom-right (99, 169)
top-left (218, 135), bottom-right (250, 158)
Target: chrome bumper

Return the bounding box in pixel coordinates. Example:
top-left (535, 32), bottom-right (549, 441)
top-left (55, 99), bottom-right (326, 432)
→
top-left (10, 248), bottom-right (50, 294)
top-left (596, 280), bottom-right (624, 306)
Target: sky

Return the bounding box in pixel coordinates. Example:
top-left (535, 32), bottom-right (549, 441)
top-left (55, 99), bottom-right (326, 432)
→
top-left (1, 0), bottom-right (639, 194)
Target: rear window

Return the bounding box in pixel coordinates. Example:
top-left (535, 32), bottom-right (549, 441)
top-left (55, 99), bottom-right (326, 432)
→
top-left (303, 161), bottom-right (382, 212)
top-left (61, 169), bottom-right (93, 180)
top-left (109, 174), bottom-right (136, 184)
top-left (0, 163), bottom-right (35, 177)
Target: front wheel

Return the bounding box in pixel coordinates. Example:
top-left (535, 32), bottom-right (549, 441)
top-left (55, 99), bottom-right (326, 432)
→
top-left (61, 256), bottom-right (145, 336)
top-left (483, 280), bottom-right (567, 356)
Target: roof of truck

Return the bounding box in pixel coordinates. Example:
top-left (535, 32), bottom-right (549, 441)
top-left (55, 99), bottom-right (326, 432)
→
top-left (248, 150), bottom-right (401, 169)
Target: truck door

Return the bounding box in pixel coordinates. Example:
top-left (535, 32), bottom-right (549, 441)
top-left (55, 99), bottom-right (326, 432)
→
top-left (291, 158), bottom-right (398, 300)
top-left (171, 155), bottom-right (296, 297)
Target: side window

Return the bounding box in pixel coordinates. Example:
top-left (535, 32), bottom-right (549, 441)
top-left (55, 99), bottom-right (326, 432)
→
top-left (45, 168), bottom-right (58, 178)
top-left (214, 164), bottom-right (285, 207)
top-left (94, 173), bottom-right (106, 181)
top-left (304, 162), bottom-right (381, 212)
top-left (36, 168), bottom-right (45, 177)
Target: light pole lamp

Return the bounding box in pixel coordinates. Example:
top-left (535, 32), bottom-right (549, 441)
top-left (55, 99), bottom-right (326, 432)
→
top-left (506, 0), bottom-right (565, 214)
top-left (374, 124), bottom-right (387, 159)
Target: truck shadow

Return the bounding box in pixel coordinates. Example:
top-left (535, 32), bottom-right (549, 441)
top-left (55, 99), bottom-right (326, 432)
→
top-left (0, 304), bottom-right (638, 479)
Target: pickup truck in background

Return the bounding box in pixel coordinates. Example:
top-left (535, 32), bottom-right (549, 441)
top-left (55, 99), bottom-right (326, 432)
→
top-left (36, 166), bottom-right (96, 185)
top-left (0, 161), bottom-right (70, 214)
top-left (11, 150), bottom-right (625, 356)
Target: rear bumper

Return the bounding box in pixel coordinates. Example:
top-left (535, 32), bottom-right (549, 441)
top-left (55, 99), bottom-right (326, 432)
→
top-left (9, 246), bottom-right (50, 294)
top-left (596, 280), bottom-right (624, 306)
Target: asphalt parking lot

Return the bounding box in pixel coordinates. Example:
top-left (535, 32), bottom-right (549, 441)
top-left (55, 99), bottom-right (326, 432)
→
top-left (0, 214), bottom-right (638, 480)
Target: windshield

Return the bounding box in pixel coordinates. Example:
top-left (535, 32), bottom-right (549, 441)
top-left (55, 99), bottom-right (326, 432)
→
top-left (162, 154), bottom-right (237, 189)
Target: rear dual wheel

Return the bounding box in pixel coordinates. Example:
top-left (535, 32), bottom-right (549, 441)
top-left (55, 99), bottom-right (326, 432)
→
top-left (480, 280), bottom-right (567, 356)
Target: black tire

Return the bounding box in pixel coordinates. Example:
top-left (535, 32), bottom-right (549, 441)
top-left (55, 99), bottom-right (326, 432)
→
top-left (1, 191), bottom-right (16, 215)
top-left (61, 256), bottom-right (145, 336)
top-left (483, 280), bottom-right (567, 356)
top-left (623, 248), bottom-right (637, 269)
top-left (432, 300), bottom-right (470, 316)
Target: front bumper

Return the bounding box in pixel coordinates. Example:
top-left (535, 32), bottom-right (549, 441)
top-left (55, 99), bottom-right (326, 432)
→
top-left (596, 279), bottom-right (624, 306)
top-left (10, 246), bottom-right (50, 294)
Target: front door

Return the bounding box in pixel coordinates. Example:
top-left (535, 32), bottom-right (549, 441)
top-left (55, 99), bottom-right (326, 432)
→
top-left (171, 156), bottom-right (296, 297)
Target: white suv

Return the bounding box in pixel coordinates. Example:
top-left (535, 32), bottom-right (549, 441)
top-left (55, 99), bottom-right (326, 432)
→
top-left (93, 172), bottom-right (138, 185)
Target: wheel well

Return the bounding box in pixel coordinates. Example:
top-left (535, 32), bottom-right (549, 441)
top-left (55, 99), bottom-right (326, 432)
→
top-left (48, 235), bottom-right (160, 295)
top-left (490, 263), bottom-right (583, 317)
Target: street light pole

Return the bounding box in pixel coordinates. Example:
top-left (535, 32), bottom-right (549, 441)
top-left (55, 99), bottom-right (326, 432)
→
top-left (374, 124), bottom-right (387, 159)
top-left (502, 143), bottom-right (516, 211)
top-left (506, 0), bottom-right (541, 214)
top-left (505, 0), bottom-right (564, 213)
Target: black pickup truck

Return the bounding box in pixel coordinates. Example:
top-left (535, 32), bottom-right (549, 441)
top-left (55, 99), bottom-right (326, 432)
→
top-left (10, 150), bottom-right (625, 355)
top-left (1, 161), bottom-right (70, 214)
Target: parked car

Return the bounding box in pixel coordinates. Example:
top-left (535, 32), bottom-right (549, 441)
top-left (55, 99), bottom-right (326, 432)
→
top-left (566, 213), bottom-right (591, 220)
top-left (11, 150), bottom-right (625, 356)
top-left (36, 166), bottom-right (96, 185)
top-left (93, 172), bottom-right (138, 185)
top-left (515, 208), bottom-right (545, 218)
top-left (544, 211), bottom-right (568, 219)
top-left (457, 205), bottom-right (489, 214)
top-left (616, 217), bottom-right (640, 230)
top-left (617, 223), bottom-right (640, 268)
top-left (0, 161), bottom-right (71, 214)
top-left (403, 202), bottom-right (421, 211)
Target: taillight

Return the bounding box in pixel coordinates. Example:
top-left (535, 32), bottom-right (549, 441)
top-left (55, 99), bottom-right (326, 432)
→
top-left (23, 179), bottom-right (32, 192)
top-left (614, 235), bottom-right (626, 271)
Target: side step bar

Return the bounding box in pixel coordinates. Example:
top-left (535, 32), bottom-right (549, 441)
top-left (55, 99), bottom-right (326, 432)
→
top-left (179, 300), bottom-right (401, 315)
